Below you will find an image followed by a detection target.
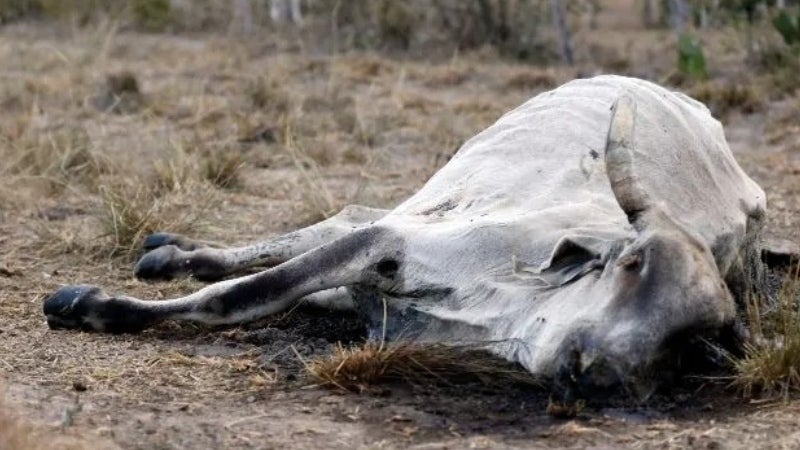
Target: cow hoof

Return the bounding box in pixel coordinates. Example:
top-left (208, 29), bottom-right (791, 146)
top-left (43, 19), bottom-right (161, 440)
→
top-left (134, 245), bottom-right (180, 281)
top-left (135, 245), bottom-right (226, 282)
top-left (43, 284), bottom-right (109, 332)
top-left (142, 232), bottom-right (199, 252)
top-left (43, 285), bottom-right (151, 333)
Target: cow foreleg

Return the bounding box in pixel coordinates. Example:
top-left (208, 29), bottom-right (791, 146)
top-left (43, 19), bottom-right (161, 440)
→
top-left (134, 205), bottom-right (388, 281)
top-left (43, 227), bottom-right (396, 333)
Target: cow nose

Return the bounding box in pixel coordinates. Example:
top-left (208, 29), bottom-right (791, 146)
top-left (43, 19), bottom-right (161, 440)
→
top-left (552, 341), bottom-right (628, 406)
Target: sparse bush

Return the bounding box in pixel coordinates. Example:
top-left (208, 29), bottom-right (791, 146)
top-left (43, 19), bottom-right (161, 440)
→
top-left (90, 71), bottom-right (145, 114)
top-left (377, 1), bottom-right (415, 49)
top-left (0, 0), bottom-right (39, 23)
top-left (746, 35), bottom-right (800, 98)
top-left (246, 76), bottom-right (292, 114)
top-left (282, 120), bottom-right (338, 222)
top-left (130, 0), bottom-right (171, 32)
top-left (97, 179), bottom-right (212, 257)
top-left (773, 9), bottom-right (800, 47)
top-left (200, 149), bottom-right (244, 189)
top-left (503, 70), bottom-right (558, 91)
top-left (152, 141), bottom-right (245, 193)
top-left (689, 80), bottom-right (763, 118)
top-left (152, 152), bottom-right (195, 194)
top-left (0, 0), bottom-right (121, 26)
top-left (677, 33), bottom-right (708, 81)
top-left (735, 274), bottom-right (800, 399)
top-left (1, 127), bottom-right (110, 193)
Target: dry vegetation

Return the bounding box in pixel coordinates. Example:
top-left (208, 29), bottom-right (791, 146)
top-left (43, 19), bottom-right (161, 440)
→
top-left (1, 0), bottom-right (800, 448)
top-left (734, 270), bottom-right (800, 399)
top-left (304, 342), bottom-right (541, 392)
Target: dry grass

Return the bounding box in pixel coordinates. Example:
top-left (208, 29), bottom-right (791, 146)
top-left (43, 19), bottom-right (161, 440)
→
top-left (734, 271), bottom-right (800, 399)
top-left (97, 179), bottom-right (215, 258)
top-left (200, 148), bottom-right (245, 189)
top-left (304, 341), bottom-right (540, 393)
top-left (3, 12), bottom-right (800, 448)
top-left (1, 126), bottom-right (110, 194)
top-left (688, 80), bottom-right (764, 119)
top-left (246, 76), bottom-right (292, 114)
top-left (282, 120), bottom-right (340, 222)
top-left (503, 69), bottom-right (559, 91)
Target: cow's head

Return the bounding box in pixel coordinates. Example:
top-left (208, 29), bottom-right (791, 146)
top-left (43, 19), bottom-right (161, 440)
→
top-left (553, 97), bottom-right (737, 401)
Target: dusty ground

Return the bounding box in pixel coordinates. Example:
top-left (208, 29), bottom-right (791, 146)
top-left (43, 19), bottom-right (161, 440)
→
top-left (3, 3), bottom-right (800, 449)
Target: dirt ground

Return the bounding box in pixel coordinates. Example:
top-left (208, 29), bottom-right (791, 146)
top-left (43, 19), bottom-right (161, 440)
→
top-left (3, 2), bottom-right (800, 449)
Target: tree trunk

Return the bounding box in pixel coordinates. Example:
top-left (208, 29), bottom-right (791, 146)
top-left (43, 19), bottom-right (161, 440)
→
top-left (550, 0), bottom-right (574, 65)
top-left (668, 0), bottom-right (690, 34)
top-left (643, 0), bottom-right (660, 28)
top-left (230, 0), bottom-right (253, 34)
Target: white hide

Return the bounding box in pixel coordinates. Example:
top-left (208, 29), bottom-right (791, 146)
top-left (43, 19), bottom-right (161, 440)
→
top-left (371, 75), bottom-right (765, 376)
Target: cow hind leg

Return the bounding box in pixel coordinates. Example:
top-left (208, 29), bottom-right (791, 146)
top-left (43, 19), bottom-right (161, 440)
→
top-left (141, 232), bottom-right (217, 252)
top-left (44, 227), bottom-right (397, 333)
top-left (134, 205), bottom-right (388, 282)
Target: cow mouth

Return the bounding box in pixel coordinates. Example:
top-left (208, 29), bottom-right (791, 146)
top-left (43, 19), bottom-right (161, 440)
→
top-left (549, 323), bottom-right (740, 407)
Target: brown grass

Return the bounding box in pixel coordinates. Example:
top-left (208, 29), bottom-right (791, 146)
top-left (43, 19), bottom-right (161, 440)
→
top-left (97, 179), bottom-right (215, 258)
top-left (246, 76), bottom-right (292, 114)
top-left (303, 342), bottom-right (540, 393)
top-left (1, 126), bottom-right (110, 194)
top-left (200, 148), bottom-right (245, 189)
top-left (688, 80), bottom-right (764, 119)
top-left (2, 11), bottom-right (800, 448)
top-left (282, 120), bottom-right (339, 222)
top-left (734, 270), bottom-right (800, 399)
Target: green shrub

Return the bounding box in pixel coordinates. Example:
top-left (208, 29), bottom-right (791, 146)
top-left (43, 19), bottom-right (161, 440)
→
top-left (677, 34), bottom-right (708, 81)
top-left (773, 10), bottom-right (800, 47)
top-left (130, 0), bottom-right (171, 32)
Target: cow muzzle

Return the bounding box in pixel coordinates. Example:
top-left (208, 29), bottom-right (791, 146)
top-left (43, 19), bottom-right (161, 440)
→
top-left (550, 330), bottom-right (660, 407)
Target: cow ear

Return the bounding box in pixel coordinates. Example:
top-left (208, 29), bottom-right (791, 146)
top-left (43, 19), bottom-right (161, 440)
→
top-left (514, 235), bottom-right (605, 287)
top-left (605, 96), bottom-right (651, 232)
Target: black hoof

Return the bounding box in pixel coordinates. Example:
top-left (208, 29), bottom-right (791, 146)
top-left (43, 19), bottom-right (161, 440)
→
top-left (135, 246), bottom-right (226, 282)
top-left (134, 245), bottom-right (180, 281)
top-left (43, 285), bottom-right (153, 333)
top-left (44, 285), bottom-right (107, 331)
top-left (142, 232), bottom-right (200, 252)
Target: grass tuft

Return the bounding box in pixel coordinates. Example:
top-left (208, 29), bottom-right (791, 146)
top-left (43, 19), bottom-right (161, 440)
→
top-left (282, 119), bottom-right (339, 222)
top-left (304, 341), bottom-right (539, 393)
top-left (734, 271), bottom-right (800, 399)
top-left (97, 179), bottom-right (213, 258)
top-left (688, 80), bottom-right (763, 119)
top-left (200, 149), bottom-right (244, 189)
top-left (2, 127), bottom-right (110, 193)
top-left (246, 76), bottom-right (292, 114)
top-left (151, 139), bottom-right (246, 192)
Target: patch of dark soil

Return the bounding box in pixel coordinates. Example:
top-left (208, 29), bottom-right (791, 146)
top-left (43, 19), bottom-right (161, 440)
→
top-left (238, 306), bottom-right (367, 373)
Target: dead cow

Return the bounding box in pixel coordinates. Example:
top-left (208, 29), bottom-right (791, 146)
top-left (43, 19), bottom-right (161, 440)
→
top-left (44, 75), bottom-right (770, 399)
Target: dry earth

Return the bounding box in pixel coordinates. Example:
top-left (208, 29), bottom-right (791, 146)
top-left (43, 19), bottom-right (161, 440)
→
top-left (2, 4), bottom-right (800, 449)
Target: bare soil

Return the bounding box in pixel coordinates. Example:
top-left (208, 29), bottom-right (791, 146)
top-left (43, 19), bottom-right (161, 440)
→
top-left (2, 3), bottom-right (800, 449)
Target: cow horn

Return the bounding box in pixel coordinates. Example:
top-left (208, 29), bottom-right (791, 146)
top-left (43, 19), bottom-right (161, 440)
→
top-left (605, 96), bottom-right (651, 231)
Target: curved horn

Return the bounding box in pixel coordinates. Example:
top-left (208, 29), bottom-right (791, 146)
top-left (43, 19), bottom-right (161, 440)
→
top-left (605, 96), bottom-right (651, 231)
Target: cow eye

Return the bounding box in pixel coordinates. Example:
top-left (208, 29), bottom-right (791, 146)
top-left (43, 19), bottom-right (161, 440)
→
top-left (376, 259), bottom-right (400, 279)
top-left (616, 253), bottom-right (642, 271)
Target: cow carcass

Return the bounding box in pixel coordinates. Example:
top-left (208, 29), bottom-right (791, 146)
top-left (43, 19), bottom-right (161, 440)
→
top-left (43, 75), bottom-right (768, 399)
